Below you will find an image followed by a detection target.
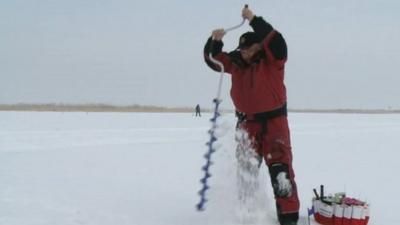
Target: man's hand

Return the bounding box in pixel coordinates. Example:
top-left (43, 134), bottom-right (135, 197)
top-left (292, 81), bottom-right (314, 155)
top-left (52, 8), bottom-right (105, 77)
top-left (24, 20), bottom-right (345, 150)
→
top-left (242, 6), bottom-right (254, 22)
top-left (212, 29), bottom-right (225, 41)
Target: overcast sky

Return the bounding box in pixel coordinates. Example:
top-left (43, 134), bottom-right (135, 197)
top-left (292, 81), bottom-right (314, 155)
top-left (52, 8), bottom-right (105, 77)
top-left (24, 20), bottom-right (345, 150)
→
top-left (1, 0), bottom-right (400, 109)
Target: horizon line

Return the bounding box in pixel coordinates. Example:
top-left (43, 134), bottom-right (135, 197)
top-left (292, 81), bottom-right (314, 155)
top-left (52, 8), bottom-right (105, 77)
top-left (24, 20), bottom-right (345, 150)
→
top-left (0, 103), bottom-right (399, 114)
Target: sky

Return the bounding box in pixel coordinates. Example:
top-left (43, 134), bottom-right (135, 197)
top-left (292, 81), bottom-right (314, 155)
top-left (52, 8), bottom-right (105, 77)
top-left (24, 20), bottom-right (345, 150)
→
top-left (1, 0), bottom-right (400, 110)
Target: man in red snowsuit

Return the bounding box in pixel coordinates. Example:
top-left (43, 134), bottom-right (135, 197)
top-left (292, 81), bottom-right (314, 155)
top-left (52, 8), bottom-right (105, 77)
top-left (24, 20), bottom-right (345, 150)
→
top-left (203, 7), bottom-right (300, 225)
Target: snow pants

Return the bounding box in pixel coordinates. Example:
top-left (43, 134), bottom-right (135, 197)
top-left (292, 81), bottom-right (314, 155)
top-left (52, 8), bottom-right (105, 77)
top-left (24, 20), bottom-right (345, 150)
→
top-left (236, 114), bottom-right (300, 215)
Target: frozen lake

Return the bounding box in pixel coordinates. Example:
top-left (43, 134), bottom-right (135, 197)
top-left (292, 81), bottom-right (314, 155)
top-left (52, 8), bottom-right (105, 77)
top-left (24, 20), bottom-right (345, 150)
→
top-left (1, 111), bottom-right (400, 225)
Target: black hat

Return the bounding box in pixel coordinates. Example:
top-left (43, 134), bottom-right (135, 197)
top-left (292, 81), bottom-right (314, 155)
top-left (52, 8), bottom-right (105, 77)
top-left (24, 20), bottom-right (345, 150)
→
top-left (237, 32), bottom-right (261, 50)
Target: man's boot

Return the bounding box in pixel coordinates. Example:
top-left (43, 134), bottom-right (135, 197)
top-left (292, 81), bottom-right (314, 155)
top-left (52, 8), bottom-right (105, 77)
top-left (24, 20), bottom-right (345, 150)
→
top-left (278, 212), bottom-right (298, 225)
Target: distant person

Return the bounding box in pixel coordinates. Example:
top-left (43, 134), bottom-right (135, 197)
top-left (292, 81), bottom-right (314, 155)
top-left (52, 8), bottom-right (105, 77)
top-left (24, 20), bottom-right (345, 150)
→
top-left (203, 6), bottom-right (299, 225)
top-left (195, 104), bottom-right (201, 117)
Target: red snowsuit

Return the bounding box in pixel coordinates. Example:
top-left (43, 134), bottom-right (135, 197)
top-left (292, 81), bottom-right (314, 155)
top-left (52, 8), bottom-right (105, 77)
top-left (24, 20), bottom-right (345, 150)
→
top-left (204, 16), bottom-right (300, 218)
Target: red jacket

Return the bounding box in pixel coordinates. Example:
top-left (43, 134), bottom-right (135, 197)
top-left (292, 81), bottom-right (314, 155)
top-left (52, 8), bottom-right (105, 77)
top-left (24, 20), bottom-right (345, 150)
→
top-left (204, 17), bottom-right (287, 114)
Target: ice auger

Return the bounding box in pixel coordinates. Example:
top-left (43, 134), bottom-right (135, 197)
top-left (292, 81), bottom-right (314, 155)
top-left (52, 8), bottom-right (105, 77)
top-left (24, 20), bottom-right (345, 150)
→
top-left (196, 4), bottom-right (248, 211)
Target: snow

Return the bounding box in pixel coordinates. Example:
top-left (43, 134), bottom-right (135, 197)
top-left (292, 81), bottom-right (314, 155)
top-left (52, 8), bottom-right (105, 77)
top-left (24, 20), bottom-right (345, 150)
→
top-left (1, 111), bottom-right (400, 225)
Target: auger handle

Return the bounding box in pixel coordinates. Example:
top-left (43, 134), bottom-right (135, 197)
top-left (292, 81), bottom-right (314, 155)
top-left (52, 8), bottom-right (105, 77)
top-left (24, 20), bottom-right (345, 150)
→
top-left (209, 4), bottom-right (249, 100)
top-left (224, 4), bottom-right (248, 33)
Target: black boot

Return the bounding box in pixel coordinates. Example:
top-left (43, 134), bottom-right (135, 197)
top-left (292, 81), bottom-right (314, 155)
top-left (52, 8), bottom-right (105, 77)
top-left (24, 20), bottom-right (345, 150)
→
top-left (278, 212), bottom-right (298, 225)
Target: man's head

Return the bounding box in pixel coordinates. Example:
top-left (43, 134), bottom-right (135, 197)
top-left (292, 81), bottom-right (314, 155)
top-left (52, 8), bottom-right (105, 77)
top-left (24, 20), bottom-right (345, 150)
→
top-left (237, 32), bottom-right (262, 64)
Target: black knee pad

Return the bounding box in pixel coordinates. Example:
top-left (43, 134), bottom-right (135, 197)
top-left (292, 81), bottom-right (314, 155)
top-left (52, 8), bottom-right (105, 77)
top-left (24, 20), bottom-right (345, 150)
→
top-left (269, 163), bottom-right (292, 198)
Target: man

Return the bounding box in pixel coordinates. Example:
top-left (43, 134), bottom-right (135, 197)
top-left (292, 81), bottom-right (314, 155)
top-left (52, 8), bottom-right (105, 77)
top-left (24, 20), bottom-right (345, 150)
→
top-left (203, 6), bottom-right (299, 225)
top-left (195, 104), bottom-right (201, 117)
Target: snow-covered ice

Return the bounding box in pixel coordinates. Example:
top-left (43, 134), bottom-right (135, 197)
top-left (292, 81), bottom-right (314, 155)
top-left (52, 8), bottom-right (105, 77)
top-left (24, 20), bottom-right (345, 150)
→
top-left (1, 111), bottom-right (400, 225)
